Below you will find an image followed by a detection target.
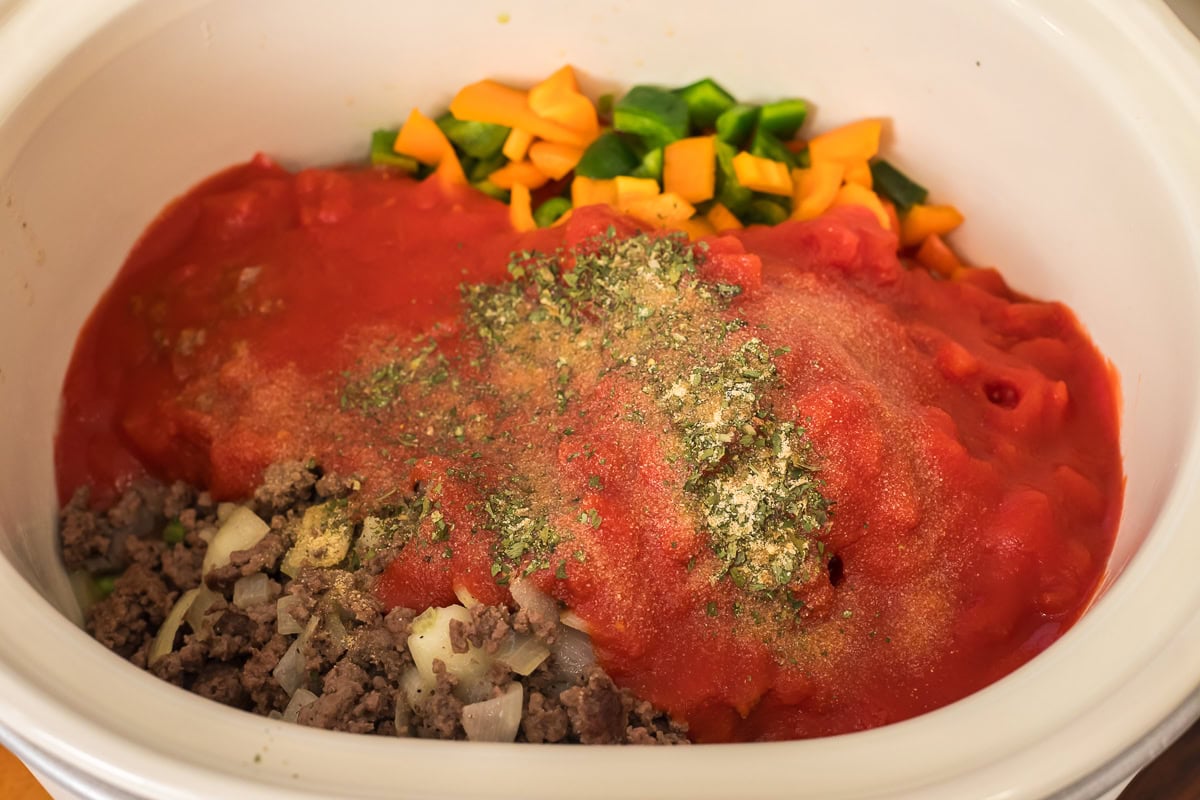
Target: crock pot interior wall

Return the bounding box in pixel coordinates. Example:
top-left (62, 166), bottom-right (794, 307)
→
top-left (0, 1), bottom-right (1196, 799)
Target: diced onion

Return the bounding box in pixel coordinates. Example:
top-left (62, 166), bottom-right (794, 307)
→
top-left (550, 625), bottom-right (595, 685)
top-left (494, 632), bottom-right (550, 676)
top-left (68, 570), bottom-right (98, 617)
top-left (324, 610), bottom-right (348, 659)
top-left (393, 689), bottom-right (412, 733)
top-left (510, 578), bottom-right (559, 630)
top-left (398, 666), bottom-right (428, 711)
top-left (184, 587), bottom-right (221, 638)
top-left (282, 687), bottom-right (319, 723)
top-left (276, 595), bottom-right (304, 636)
top-left (559, 609), bottom-right (590, 633)
top-left (453, 583), bottom-right (480, 608)
top-left (201, 506), bottom-right (269, 576)
top-left (407, 605), bottom-right (493, 703)
top-left (273, 616), bottom-right (318, 696)
top-left (462, 683), bottom-right (523, 743)
top-left (149, 588), bottom-right (201, 666)
top-left (216, 502), bottom-right (237, 523)
top-left (233, 573), bottom-right (271, 609)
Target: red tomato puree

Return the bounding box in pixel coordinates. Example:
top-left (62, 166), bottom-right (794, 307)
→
top-left (56, 156), bottom-right (1123, 742)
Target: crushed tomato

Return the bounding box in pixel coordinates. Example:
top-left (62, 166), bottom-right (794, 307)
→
top-left (56, 156), bottom-right (1122, 741)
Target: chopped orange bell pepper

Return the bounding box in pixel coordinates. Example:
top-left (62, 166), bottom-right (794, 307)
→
top-left (705, 202), bottom-right (744, 232)
top-left (663, 136), bottom-right (716, 204)
top-left (843, 160), bottom-right (873, 188)
top-left (672, 216), bottom-right (717, 241)
top-left (529, 66), bottom-right (599, 141)
top-left (394, 108), bottom-right (465, 185)
top-left (529, 141), bottom-right (585, 180)
top-left (808, 119), bottom-right (883, 165)
top-left (449, 80), bottom-right (589, 147)
top-left (509, 183), bottom-right (537, 232)
top-left (502, 128), bottom-right (535, 162)
top-left (901, 203), bottom-right (965, 248)
top-left (731, 152), bottom-right (793, 196)
top-left (831, 183), bottom-right (890, 229)
top-left (489, 160), bottom-right (550, 190)
top-left (881, 199), bottom-right (901, 240)
top-left (571, 176), bottom-right (618, 208)
top-left (394, 108), bottom-right (455, 166)
top-left (624, 192), bottom-right (696, 227)
top-left (614, 175), bottom-right (662, 213)
top-left (791, 162), bottom-right (845, 220)
top-left (915, 233), bottom-right (965, 277)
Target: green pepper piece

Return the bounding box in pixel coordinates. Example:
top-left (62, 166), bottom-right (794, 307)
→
top-left (758, 99), bottom-right (809, 140)
top-left (163, 519), bottom-right (186, 545)
top-left (630, 147), bottom-right (664, 181)
top-left (673, 78), bottom-right (737, 131)
top-left (534, 197), bottom-right (573, 228)
top-left (749, 128), bottom-right (799, 169)
top-left (794, 147), bottom-right (811, 169)
top-left (575, 131), bottom-right (641, 179)
top-left (870, 159), bottom-right (929, 211)
top-left (714, 141), bottom-right (753, 214)
top-left (715, 103), bottom-right (760, 146)
top-left (744, 196), bottom-right (791, 226)
top-left (435, 113), bottom-right (510, 159)
top-left (466, 153), bottom-right (508, 184)
top-left (613, 86), bottom-right (690, 150)
top-left (472, 179), bottom-right (510, 203)
top-left (94, 574), bottom-right (116, 599)
top-left (369, 129), bottom-right (419, 172)
top-left (596, 93), bottom-right (615, 118)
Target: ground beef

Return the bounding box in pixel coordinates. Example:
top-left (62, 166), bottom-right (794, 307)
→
top-left (62, 465), bottom-right (689, 745)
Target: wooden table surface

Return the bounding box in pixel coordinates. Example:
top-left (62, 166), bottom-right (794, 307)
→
top-left (2, 716), bottom-right (1197, 799)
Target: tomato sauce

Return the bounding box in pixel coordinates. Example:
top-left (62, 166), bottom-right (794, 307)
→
top-left (56, 157), bottom-right (1123, 741)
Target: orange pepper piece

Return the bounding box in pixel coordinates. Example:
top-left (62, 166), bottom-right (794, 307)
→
top-left (529, 141), bottom-right (585, 180)
top-left (705, 202), bottom-right (744, 232)
top-left (489, 160), bottom-right (550, 190)
top-left (731, 152), bottom-right (793, 196)
top-left (808, 119), bottom-right (883, 165)
top-left (663, 136), bottom-right (716, 204)
top-left (901, 203), bottom-right (965, 248)
top-left (571, 176), bottom-right (618, 208)
top-left (791, 162), bottom-right (845, 220)
top-left (843, 159), bottom-right (873, 188)
top-left (831, 183), bottom-right (890, 229)
top-left (449, 80), bottom-right (589, 147)
top-left (624, 192), bottom-right (697, 227)
top-left (502, 128), bottom-right (535, 162)
top-left (394, 108), bottom-right (465, 185)
top-left (672, 216), bottom-right (717, 241)
top-left (509, 184), bottom-right (537, 232)
top-left (915, 234), bottom-right (966, 277)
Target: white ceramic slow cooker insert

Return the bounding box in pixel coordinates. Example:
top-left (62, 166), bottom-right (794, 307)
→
top-left (0, 1), bottom-right (1199, 798)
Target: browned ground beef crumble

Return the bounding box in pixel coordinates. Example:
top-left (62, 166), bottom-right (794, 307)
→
top-left (60, 461), bottom-right (688, 744)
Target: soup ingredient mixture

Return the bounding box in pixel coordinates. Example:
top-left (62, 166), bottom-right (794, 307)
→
top-left (57, 71), bottom-right (1122, 744)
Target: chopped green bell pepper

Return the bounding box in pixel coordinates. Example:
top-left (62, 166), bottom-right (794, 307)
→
top-left (869, 159), bottom-right (928, 211)
top-left (576, 131), bottom-right (641, 179)
top-left (369, 129), bottom-right (419, 172)
top-left (715, 103), bottom-right (760, 146)
top-left (758, 99), bottom-right (808, 140)
top-left (436, 114), bottom-right (509, 159)
top-left (674, 78), bottom-right (737, 131)
top-left (534, 197), bottom-right (573, 228)
top-left (613, 86), bottom-right (690, 150)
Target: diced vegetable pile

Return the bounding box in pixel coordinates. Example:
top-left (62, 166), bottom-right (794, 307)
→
top-left (369, 67), bottom-right (969, 276)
